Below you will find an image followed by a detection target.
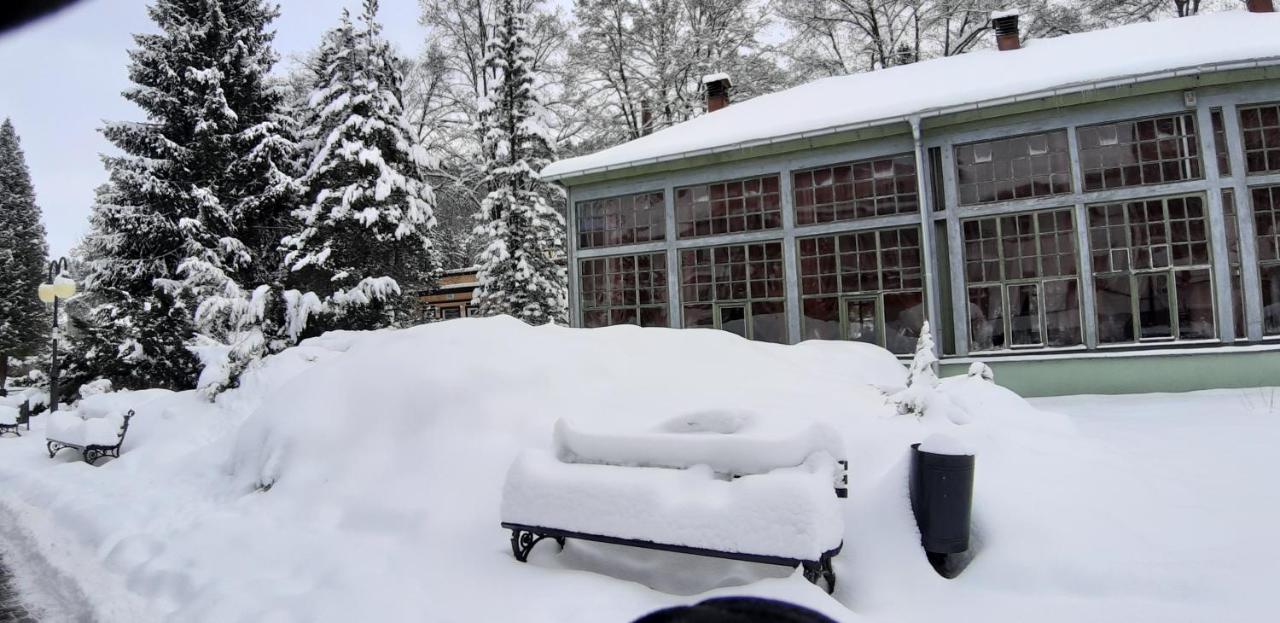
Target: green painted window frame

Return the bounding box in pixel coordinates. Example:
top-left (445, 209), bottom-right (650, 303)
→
top-left (1239, 102), bottom-right (1280, 175)
top-left (1249, 184), bottom-right (1280, 336)
top-left (961, 207), bottom-right (1083, 352)
top-left (795, 226), bottom-right (925, 354)
top-left (1087, 193), bottom-right (1218, 343)
top-left (579, 252), bottom-right (670, 329)
top-left (574, 190), bottom-right (666, 250)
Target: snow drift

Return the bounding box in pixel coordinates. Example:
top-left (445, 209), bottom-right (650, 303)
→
top-left (0, 317), bottom-right (1272, 622)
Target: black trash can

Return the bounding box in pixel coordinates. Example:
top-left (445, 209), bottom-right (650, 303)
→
top-left (909, 442), bottom-right (975, 568)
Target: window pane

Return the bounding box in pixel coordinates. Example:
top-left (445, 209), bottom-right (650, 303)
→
top-left (1135, 273), bottom-right (1172, 340)
top-left (719, 305), bottom-right (748, 337)
top-left (961, 208), bottom-right (1077, 350)
top-left (1262, 264), bottom-right (1280, 335)
top-left (1043, 279), bottom-right (1082, 347)
top-left (955, 130), bottom-right (1071, 205)
top-left (1078, 114), bottom-right (1202, 191)
top-left (685, 304), bottom-right (714, 329)
top-left (1239, 103), bottom-right (1280, 175)
top-left (576, 191), bottom-right (666, 249)
top-left (1090, 194), bottom-right (1214, 342)
top-left (676, 175), bottom-right (782, 238)
top-left (580, 252), bottom-right (668, 328)
top-left (1210, 108), bottom-right (1232, 177)
top-left (751, 301), bottom-right (788, 344)
top-left (584, 310), bottom-right (609, 328)
top-left (968, 285), bottom-right (1005, 351)
top-left (883, 291), bottom-right (924, 355)
top-left (802, 297), bottom-right (841, 340)
top-left (639, 306), bottom-right (668, 328)
top-left (1007, 284), bottom-right (1042, 346)
top-left (1222, 189), bottom-right (1245, 338)
top-left (1095, 275), bottom-right (1134, 344)
top-left (681, 241), bottom-right (785, 342)
top-left (844, 299), bottom-right (879, 346)
top-left (797, 227), bottom-right (923, 350)
top-left (1175, 269), bottom-right (1215, 340)
top-left (794, 154), bottom-right (917, 224)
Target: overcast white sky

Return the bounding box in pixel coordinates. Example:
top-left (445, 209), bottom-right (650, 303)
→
top-left (0, 0), bottom-right (439, 258)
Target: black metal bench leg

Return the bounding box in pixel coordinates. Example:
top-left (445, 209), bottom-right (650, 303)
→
top-left (47, 441), bottom-right (65, 459)
top-left (509, 528), bottom-right (564, 562)
top-left (802, 557), bottom-right (837, 594)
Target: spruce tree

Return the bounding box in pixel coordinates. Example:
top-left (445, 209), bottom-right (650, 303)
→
top-left (285, 0), bottom-right (440, 335)
top-left (473, 0), bottom-right (567, 324)
top-left (0, 119), bottom-right (50, 395)
top-left (89, 0), bottom-right (301, 392)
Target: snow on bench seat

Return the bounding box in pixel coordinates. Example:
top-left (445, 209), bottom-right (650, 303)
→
top-left (0, 406), bottom-right (18, 427)
top-left (47, 411), bottom-right (128, 447)
top-left (501, 448), bottom-right (845, 561)
top-left (553, 410), bottom-right (846, 476)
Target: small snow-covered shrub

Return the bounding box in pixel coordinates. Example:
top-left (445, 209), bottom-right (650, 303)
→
top-left (79, 378), bottom-right (114, 398)
top-left (967, 362), bottom-right (994, 382)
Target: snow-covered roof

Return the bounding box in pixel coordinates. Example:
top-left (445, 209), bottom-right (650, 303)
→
top-left (544, 10), bottom-right (1280, 182)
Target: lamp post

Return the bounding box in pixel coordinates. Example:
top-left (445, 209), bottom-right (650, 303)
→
top-left (37, 258), bottom-right (75, 413)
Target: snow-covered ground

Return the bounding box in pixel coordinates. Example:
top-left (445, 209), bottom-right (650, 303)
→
top-left (0, 317), bottom-right (1275, 622)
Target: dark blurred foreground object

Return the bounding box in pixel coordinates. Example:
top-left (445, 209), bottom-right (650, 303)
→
top-left (0, 0), bottom-right (83, 36)
top-left (909, 443), bottom-right (976, 578)
top-left (633, 597), bottom-right (837, 623)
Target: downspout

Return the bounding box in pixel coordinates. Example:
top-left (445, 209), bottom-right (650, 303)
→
top-left (911, 116), bottom-right (943, 357)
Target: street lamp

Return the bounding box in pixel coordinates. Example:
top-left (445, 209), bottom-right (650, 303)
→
top-left (37, 257), bottom-right (75, 412)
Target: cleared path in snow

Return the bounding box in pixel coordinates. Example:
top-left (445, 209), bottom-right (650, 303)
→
top-left (0, 555), bottom-right (37, 622)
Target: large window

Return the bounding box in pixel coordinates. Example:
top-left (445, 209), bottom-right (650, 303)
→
top-left (1251, 185), bottom-right (1280, 335)
top-left (792, 155), bottom-right (918, 225)
top-left (797, 227), bottom-right (923, 354)
top-left (675, 175), bottom-right (782, 239)
top-left (1078, 113), bottom-right (1202, 192)
top-left (1240, 103), bottom-right (1280, 175)
top-left (1089, 195), bottom-right (1215, 343)
top-left (963, 209), bottom-right (1082, 350)
top-left (576, 191), bottom-right (666, 249)
top-left (955, 130), bottom-right (1071, 205)
top-left (680, 242), bottom-right (786, 343)
top-left (580, 253), bottom-right (669, 328)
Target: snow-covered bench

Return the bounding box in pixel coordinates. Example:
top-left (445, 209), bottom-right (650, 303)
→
top-left (47, 409), bottom-right (134, 465)
top-left (500, 413), bottom-right (847, 593)
top-left (0, 402), bottom-right (31, 437)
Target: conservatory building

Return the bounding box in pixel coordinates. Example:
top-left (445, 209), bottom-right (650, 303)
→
top-left (542, 6), bottom-right (1280, 396)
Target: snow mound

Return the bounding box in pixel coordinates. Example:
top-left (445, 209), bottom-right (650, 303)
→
top-left (231, 317), bottom-right (900, 498)
top-left (0, 315), bottom-right (1099, 622)
top-left (0, 405), bottom-right (17, 426)
top-left (78, 388), bottom-right (174, 419)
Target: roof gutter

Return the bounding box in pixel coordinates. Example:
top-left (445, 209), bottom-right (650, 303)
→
top-left (544, 56), bottom-right (1280, 183)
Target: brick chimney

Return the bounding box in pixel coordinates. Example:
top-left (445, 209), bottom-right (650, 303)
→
top-left (1246, 0), bottom-right (1275, 12)
top-left (703, 73), bottom-right (732, 113)
top-left (991, 10), bottom-right (1021, 51)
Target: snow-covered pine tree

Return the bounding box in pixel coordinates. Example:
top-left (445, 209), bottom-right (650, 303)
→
top-left (892, 321), bottom-right (940, 417)
top-left (907, 321), bottom-right (939, 389)
top-left (473, 0), bottom-right (567, 324)
top-left (0, 119), bottom-right (50, 396)
top-left (284, 0), bottom-right (440, 336)
top-left (92, 0), bottom-right (301, 392)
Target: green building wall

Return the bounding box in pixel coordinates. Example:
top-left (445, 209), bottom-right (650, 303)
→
top-left (939, 347), bottom-right (1280, 397)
